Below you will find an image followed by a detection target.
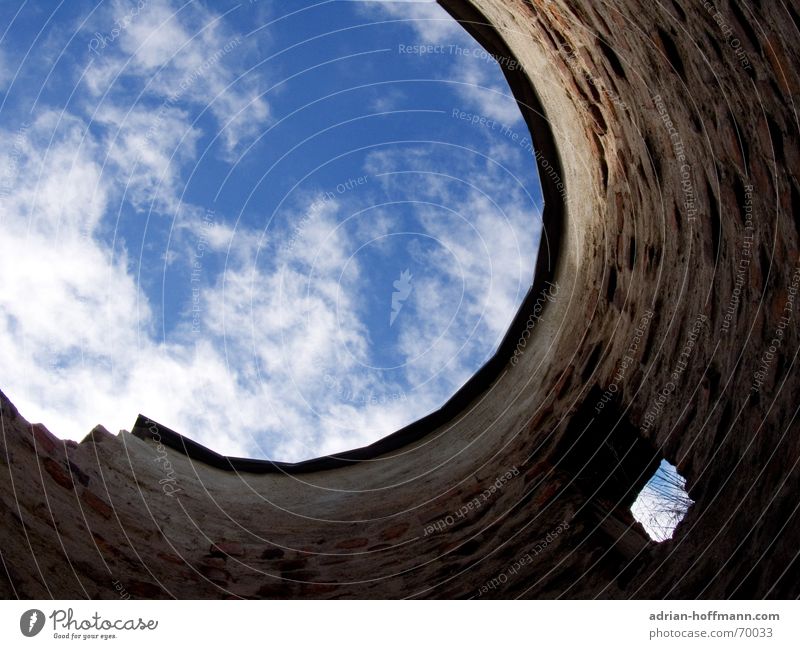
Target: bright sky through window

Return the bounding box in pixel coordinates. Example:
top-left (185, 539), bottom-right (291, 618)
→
top-left (631, 460), bottom-right (694, 542)
top-left (0, 0), bottom-right (542, 461)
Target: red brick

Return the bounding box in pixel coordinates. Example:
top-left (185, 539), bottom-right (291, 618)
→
top-left (82, 490), bottom-right (113, 518)
top-left (31, 424), bottom-right (58, 455)
top-left (380, 522), bottom-right (410, 540)
top-left (336, 538), bottom-right (369, 549)
top-left (209, 541), bottom-right (245, 557)
top-left (43, 458), bottom-right (73, 490)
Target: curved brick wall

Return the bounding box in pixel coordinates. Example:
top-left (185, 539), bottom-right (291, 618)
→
top-left (1, 0), bottom-right (798, 598)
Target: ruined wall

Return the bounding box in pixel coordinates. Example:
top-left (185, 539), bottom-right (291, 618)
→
top-left (1, 0), bottom-right (798, 598)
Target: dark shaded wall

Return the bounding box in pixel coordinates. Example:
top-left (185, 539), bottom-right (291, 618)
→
top-left (1, 0), bottom-right (798, 598)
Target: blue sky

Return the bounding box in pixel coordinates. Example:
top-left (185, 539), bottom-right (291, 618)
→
top-left (0, 0), bottom-right (542, 461)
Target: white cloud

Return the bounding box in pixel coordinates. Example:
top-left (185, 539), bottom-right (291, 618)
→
top-left (92, 101), bottom-right (202, 213)
top-left (361, 146), bottom-right (540, 391)
top-left (453, 54), bottom-right (525, 126)
top-left (1, 111), bottom-right (109, 239)
top-left (365, 0), bottom-right (524, 126)
top-left (0, 100), bottom-right (263, 458)
top-left (84, 0), bottom-right (269, 157)
top-left (360, 1), bottom-right (464, 43)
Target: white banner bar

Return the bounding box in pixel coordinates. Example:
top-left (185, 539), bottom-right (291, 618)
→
top-left (1, 600), bottom-right (798, 648)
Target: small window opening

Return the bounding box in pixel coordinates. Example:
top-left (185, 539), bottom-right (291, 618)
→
top-left (631, 459), bottom-right (693, 541)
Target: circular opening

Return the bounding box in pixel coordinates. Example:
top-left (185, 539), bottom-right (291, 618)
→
top-left (0, 0), bottom-right (543, 461)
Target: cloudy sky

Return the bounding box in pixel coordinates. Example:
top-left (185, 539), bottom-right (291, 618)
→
top-left (0, 0), bottom-right (542, 461)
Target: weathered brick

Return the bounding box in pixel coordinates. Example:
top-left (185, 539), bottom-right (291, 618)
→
top-left (209, 541), bottom-right (245, 558)
top-left (82, 490), bottom-right (113, 518)
top-left (380, 522), bottom-right (410, 540)
top-left (335, 538), bottom-right (369, 550)
top-left (42, 458), bottom-right (73, 490)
